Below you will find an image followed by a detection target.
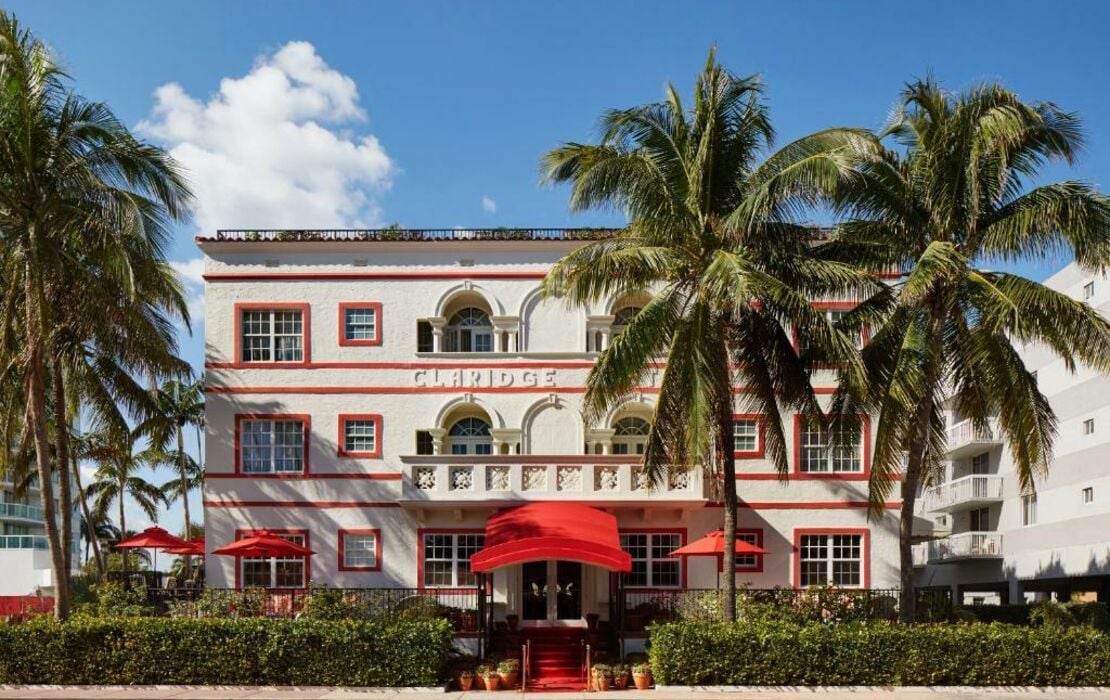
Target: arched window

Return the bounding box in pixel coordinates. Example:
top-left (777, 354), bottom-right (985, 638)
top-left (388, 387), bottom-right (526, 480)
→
top-left (612, 416), bottom-right (649, 455)
top-left (445, 308), bottom-right (494, 353)
top-left (612, 306), bottom-right (642, 335)
top-left (446, 417), bottom-right (493, 455)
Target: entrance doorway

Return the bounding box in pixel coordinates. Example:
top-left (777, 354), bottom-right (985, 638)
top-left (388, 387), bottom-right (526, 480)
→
top-left (521, 560), bottom-right (583, 624)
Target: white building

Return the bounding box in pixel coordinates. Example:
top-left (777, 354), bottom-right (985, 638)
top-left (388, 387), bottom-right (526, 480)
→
top-left (0, 473), bottom-right (71, 602)
top-left (199, 228), bottom-right (900, 634)
top-left (914, 263), bottom-right (1110, 605)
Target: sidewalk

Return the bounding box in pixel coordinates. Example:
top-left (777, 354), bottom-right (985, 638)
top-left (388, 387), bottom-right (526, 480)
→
top-left (1, 688), bottom-right (1108, 700)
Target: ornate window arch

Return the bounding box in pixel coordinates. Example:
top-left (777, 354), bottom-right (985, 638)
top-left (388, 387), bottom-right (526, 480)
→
top-left (445, 307), bottom-right (494, 353)
top-left (446, 416), bottom-right (493, 455)
top-left (612, 416), bottom-right (650, 455)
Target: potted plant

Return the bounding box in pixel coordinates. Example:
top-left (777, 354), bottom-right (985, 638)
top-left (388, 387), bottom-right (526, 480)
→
top-left (632, 663), bottom-right (652, 690)
top-left (612, 664), bottom-right (630, 690)
top-left (457, 669), bottom-right (474, 691)
top-left (506, 613), bottom-right (519, 631)
top-left (475, 662), bottom-right (495, 690)
top-left (592, 664), bottom-right (612, 692)
top-left (480, 666), bottom-right (501, 691)
top-left (497, 659), bottom-right (520, 689)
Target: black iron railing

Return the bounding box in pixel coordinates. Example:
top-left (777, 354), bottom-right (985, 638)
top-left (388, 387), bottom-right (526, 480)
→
top-left (202, 228), bottom-right (623, 242)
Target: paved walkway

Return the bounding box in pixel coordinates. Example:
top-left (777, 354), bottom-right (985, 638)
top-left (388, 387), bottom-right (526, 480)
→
top-left (1, 688), bottom-right (1107, 699)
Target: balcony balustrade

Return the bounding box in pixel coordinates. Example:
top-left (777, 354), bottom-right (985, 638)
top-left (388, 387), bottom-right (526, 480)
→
top-left (0, 502), bottom-right (44, 522)
top-left (923, 474), bottom-right (1004, 513)
top-left (918, 531), bottom-right (1003, 564)
top-left (0, 535), bottom-right (48, 549)
top-left (399, 455), bottom-right (705, 504)
top-left (945, 419), bottom-right (1002, 458)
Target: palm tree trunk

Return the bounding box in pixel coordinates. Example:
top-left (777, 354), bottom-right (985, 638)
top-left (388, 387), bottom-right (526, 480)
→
top-left (72, 460), bottom-right (104, 576)
top-left (717, 401), bottom-right (738, 622)
top-left (118, 484), bottom-right (127, 573)
top-left (23, 269), bottom-right (69, 620)
top-left (177, 423), bottom-right (192, 567)
top-left (51, 363), bottom-right (74, 593)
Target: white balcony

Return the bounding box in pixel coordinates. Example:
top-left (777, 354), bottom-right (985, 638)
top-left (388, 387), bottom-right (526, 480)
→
top-left (945, 419), bottom-right (1002, 458)
top-left (398, 455), bottom-right (706, 505)
top-left (919, 531), bottom-right (1003, 564)
top-left (911, 543), bottom-right (929, 568)
top-left (923, 474), bottom-right (1004, 513)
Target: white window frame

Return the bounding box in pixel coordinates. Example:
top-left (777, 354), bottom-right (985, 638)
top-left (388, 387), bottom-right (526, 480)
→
top-left (799, 420), bottom-right (864, 474)
top-left (1084, 281), bottom-right (1095, 300)
top-left (445, 308), bottom-right (494, 353)
top-left (733, 419), bottom-right (760, 454)
top-left (798, 533), bottom-right (863, 588)
top-left (239, 419), bottom-right (306, 474)
top-left (343, 420), bottom-right (377, 454)
top-left (735, 531), bottom-right (761, 570)
top-left (971, 453), bottom-right (990, 474)
top-left (619, 532), bottom-right (682, 589)
top-left (969, 506), bottom-right (990, 531)
top-left (340, 532), bottom-right (379, 570)
top-left (612, 417), bottom-right (649, 456)
top-left (240, 533), bottom-right (307, 589)
top-left (1084, 418), bottom-right (1095, 435)
top-left (1083, 487), bottom-right (1094, 505)
top-left (421, 532), bottom-right (485, 588)
top-left (1022, 494), bottom-right (1038, 526)
top-left (241, 309), bottom-right (304, 362)
top-left (343, 307), bottom-right (379, 342)
top-left (445, 417), bottom-right (493, 455)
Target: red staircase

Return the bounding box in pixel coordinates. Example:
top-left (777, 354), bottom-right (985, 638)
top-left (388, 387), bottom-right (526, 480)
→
top-left (523, 627), bottom-right (586, 691)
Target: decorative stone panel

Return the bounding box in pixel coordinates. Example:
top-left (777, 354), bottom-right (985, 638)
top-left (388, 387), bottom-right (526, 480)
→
top-left (522, 465), bottom-right (547, 491)
top-left (486, 465), bottom-right (511, 491)
top-left (595, 466), bottom-right (619, 491)
top-left (450, 466), bottom-right (474, 491)
top-left (414, 467), bottom-right (437, 490)
top-left (557, 465), bottom-right (582, 492)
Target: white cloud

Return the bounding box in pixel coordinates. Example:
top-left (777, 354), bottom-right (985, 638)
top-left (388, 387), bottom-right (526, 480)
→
top-left (170, 257), bottom-right (205, 321)
top-left (481, 195), bottom-right (497, 214)
top-left (138, 41), bottom-right (395, 234)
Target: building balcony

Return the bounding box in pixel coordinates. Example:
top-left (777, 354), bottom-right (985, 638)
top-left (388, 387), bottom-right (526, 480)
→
top-left (0, 535), bottom-right (48, 550)
top-left (0, 502), bottom-right (44, 523)
top-left (945, 419), bottom-right (1002, 458)
top-left (916, 531), bottom-right (1003, 565)
top-left (398, 455), bottom-right (706, 506)
top-left (922, 474), bottom-right (1004, 513)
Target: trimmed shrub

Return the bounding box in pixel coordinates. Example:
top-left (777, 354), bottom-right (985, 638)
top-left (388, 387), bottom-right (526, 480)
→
top-left (649, 620), bottom-right (1110, 686)
top-left (958, 601), bottom-right (1109, 630)
top-left (0, 617), bottom-right (453, 686)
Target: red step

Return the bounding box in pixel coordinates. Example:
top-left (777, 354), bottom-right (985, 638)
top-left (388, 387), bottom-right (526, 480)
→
top-left (522, 628), bottom-right (587, 692)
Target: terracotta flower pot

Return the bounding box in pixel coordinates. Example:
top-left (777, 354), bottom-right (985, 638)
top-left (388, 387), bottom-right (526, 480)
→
top-left (474, 674), bottom-right (486, 690)
top-left (633, 672), bottom-right (652, 690)
top-left (614, 671), bottom-right (629, 689)
top-left (458, 675), bottom-right (474, 691)
top-left (500, 671), bottom-right (518, 689)
top-left (482, 674), bottom-right (501, 691)
top-left (594, 675), bottom-right (610, 692)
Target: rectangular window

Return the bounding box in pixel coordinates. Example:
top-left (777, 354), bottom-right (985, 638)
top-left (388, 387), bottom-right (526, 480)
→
top-left (338, 414), bottom-right (381, 458)
top-left (969, 507), bottom-right (990, 531)
top-left (240, 532), bottom-right (307, 588)
top-left (1084, 418), bottom-right (1095, 435)
top-left (1022, 494), bottom-right (1038, 526)
top-left (799, 418), bottom-right (865, 474)
top-left (417, 321), bottom-right (434, 352)
top-left (1083, 487), bottom-right (1094, 504)
top-left (238, 417), bottom-right (307, 474)
top-left (1084, 281), bottom-right (1095, 300)
top-left (416, 430), bottom-right (435, 455)
top-left (971, 453), bottom-right (990, 474)
top-left (732, 416), bottom-right (763, 457)
top-left (339, 303), bottom-right (382, 346)
top-left (339, 530), bottom-right (380, 571)
top-left (620, 532), bottom-right (682, 588)
top-left (735, 529), bottom-right (763, 572)
top-left (421, 532), bottom-right (484, 588)
top-left (798, 532), bottom-right (864, 588)
top-left (240, 308), bottom-right (305, 362)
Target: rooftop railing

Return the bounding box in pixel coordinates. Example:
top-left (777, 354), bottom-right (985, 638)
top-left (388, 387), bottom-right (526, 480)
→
top-left (201, 228), bottom-right (624, 242)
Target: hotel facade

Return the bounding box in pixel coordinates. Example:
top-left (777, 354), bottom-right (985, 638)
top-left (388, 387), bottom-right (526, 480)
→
top-left (199, 228), bottom-right (901, 631)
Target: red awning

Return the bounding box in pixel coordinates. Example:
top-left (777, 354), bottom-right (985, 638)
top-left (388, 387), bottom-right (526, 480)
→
top-left (471, 502), bottom-right (632, 573)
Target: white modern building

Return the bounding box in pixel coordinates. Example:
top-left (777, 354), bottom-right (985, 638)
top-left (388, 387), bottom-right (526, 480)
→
top-left (0, 473), bottom-right (71, 601)
top-left (198, 227), bottom-right (900, 633)
top-left (914, 263), bottom-right (1110, 605)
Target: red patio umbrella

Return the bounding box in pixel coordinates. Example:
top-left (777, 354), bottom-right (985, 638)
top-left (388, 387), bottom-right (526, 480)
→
top-left (113, 526), bottom-right (189, 575)
top-left (669, 529), bottom-right (767, 587)
top-left (214, 532), bottom-right (314, 558)
top-left (164, 537), bottom-right (206, 556)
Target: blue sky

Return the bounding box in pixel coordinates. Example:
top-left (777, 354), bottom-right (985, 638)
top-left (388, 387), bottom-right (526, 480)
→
top-left (7, 0), bottom-right (1110, 532)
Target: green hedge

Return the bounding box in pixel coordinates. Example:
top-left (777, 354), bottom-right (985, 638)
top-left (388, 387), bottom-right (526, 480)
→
top-left (650, 621), bottom-right (1110, 686)
top-left (958, 602), bottom-right (1109, 630)
top-left (0, 617), bottom-right (453, 686)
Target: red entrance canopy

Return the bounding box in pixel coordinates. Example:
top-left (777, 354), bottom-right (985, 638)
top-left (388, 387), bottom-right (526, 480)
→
top-left (113, 526), bottom-right (188, 550)
top-left (214, 532), bottom-right (314, 558)
top-left (471, 502), bottom-right (632, 573)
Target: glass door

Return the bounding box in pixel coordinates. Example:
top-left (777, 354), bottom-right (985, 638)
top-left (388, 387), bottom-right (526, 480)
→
top-left (522, 561), bottom-right (548, 621)
top-left (555, 561), bottom-right (582, 620)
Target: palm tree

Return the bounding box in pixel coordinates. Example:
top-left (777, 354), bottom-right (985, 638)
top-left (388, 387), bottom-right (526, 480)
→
top-left (826, 78), bottom-right (1110, 621)
top-left (541, 50), bottom-right (875, 620)
top-left (158, 450), bottom-right (202, 534)
top-left (0, 11), bottom-right (191, 618)
top-left (78, 510), bottom-right (118, 567)
top-left (81, 427), bottom-right (170, 571)
top-left (144, 379), bottom-right (204, 539)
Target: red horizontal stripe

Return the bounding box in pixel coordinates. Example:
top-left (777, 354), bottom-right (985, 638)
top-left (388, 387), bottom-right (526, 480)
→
top-left (204, 500), bottom-right (402, 509)
top-left (203, 498), bottom-right (895, 510)
top-left (706, 500), bottom-right (900, 510)
top-left (207, 360), bottom-right (604, 370)
top-left (206, 473), bottom-right (401, 480)
top-left (204, 385), bottom-right (838, 395)
top-left (736, 473), bottom-right (871, 481)
top-left (203, 271), bottom-right (548, 281)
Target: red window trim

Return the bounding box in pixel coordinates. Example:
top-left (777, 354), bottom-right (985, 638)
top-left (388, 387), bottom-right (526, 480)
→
top-left (732, 414), bottom-right (766, 459)
top-left (792, 414), bottom-right (871, 480)
top-left (233, 302), bottom-right (312, 368)
top-left (338, 302), bottom-right (383, 347)
top-left (233, 413), bottom-right (311, 476)
top-left (618, 527), bottom-right (688, 590)
top-left (233, 528), bottom-right (311, 590)
top-left (337, 528), bottom-right (382, 572)
top-left (337, 414), bottom-right (383, 459)
top-left (416, 528), bottom-right (485, 592)
top-left (734, 528), bottom-right (764, 573)
top-left (792, 527), bottom-right (870, 590)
